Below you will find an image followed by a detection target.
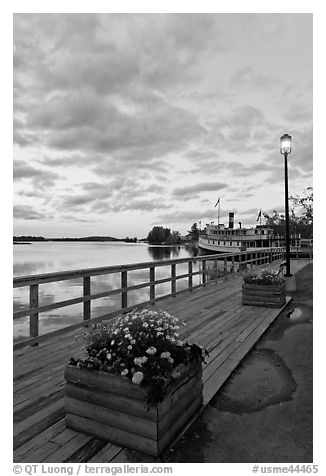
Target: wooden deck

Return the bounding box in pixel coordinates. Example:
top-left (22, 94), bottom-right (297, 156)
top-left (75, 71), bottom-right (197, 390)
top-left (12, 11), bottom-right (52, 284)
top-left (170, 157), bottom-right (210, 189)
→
top-left (13, 259), bottom-right (310, 463)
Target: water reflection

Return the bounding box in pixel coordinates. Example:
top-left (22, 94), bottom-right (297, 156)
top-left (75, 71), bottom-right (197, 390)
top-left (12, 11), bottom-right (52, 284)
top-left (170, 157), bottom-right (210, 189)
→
top-left (147, 244), bottom-right (199, 261)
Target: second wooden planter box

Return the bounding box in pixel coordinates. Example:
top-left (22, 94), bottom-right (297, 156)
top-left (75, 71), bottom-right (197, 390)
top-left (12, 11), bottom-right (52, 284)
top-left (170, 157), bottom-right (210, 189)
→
top-left (64, 361), bottom-right (203, 457)
top-left (242, 282), bottom-right (286, 308)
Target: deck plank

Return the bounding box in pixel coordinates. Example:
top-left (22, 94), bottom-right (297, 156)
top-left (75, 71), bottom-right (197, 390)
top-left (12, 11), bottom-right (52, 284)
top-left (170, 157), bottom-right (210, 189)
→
top-left (13, 260), bottom-right (310, 462)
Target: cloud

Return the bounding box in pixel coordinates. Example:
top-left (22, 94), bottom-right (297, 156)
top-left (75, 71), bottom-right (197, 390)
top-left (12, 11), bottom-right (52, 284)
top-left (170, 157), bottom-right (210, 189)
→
top-left (13, 14), bottom-right (312, 237)
top-left (172, 181), bottom-right (228, 198)
top-left (13, 205), bottom-right (50, 220)
top-left (157, 208), bottom-right (220, 224)
top-left (206, 105), bottom-right (277, 154)
top-left (229, 67), bottom-right (274, 90)
top-left (55, 178), bottom-right (170, 215)
top-left (13, 160), bottom-right (61, 189)
top-left (283, 103), bottom-right (312, 124)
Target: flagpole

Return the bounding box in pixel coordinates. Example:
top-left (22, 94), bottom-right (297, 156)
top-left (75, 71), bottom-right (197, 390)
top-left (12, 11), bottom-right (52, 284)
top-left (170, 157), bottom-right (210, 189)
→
top-left (259, 210), bottom-right (262, 248)
top-left (218, 199), bottom-right (220, 227)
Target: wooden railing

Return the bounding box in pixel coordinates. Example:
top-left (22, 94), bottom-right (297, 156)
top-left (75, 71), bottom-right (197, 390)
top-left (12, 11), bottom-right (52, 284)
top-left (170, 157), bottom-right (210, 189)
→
top-left (13, 247), bottom-right (285, 349)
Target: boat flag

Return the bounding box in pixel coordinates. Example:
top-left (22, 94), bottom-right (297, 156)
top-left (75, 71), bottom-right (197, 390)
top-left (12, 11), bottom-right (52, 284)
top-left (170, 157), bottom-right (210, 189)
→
top-left (214, 197), bottom-right (220, 207)
top-left (256, 209), bottom-right (262, 221)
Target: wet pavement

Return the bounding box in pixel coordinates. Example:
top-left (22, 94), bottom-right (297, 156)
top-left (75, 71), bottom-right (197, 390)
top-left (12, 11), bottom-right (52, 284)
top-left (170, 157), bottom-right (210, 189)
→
top-left (116, 263), bottom-right (313, 463)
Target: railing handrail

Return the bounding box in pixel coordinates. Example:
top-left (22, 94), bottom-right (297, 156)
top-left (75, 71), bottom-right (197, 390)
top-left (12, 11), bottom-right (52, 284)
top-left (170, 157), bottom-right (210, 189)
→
top-left (13, 247), bottom-right (286, 349)
top-left (13, 247), bottom-right (282, 287)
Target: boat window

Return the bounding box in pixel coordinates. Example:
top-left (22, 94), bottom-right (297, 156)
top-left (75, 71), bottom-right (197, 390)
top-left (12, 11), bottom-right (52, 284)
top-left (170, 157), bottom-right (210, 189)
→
top-left (230, 242), bottom-right (232, 246)
top-left (224, 242), bottom-right (226, 245)
top-left (237, 242), bottom-right (239, 246)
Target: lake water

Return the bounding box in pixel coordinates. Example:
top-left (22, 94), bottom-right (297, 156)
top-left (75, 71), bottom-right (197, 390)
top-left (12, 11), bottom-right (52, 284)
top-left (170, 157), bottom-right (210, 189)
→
top-left (13, 241), bottom-right (200, 342)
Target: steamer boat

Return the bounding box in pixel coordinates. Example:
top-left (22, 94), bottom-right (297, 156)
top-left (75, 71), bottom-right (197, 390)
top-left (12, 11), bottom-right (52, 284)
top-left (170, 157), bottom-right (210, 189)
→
top-left (198, 212), bottom-right (300, 254)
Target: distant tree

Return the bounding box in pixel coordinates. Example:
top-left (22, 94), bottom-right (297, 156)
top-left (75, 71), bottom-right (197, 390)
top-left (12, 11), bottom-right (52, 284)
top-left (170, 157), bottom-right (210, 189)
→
top-left (289, 187), bottom-right (313, 226)
top-left (125, 237), bottom-right (138, 243)
top-left (263, 187), bottom-right (313, 239)
top-left (165, 230), bottom-right (181, 245)
top-left (13, 236), bottom-right (46, 242)
top-left (188, 223), bottom-right (200, 241)
top-left (147, 226), bottom-right (171, 244)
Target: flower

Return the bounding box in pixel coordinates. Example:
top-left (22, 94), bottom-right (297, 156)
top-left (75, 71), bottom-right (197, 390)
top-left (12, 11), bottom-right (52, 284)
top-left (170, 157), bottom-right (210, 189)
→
top-left (132, 371), bottom-right (144, 385)
top-left (70, 308), bottom-right (207, 405)
top-left (134, 356), bottom-right (148, 366)
top-left (146, 346), bottom-right (157, 355)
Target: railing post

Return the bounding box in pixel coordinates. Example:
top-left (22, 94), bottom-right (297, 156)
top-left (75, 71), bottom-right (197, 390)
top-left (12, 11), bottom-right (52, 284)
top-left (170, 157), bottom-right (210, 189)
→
top-left (171, 264), bottom-right (176, 296)
top-left (188, 261), bottom-right (193, 290)
top-left (83, 276), bottom-right (91, 321)
top-left (231, 255), bottom-right (235, 273)
top-left (121, 271), bottom-right (128, 309)
top-left (29, 284), bottom-right (39, 340)
top-left (150, 266), bottom-right (155, 303)
top-left (224, 257), bottom-right (227, 274)
top-left (202, 260), bottom-right (207, 286)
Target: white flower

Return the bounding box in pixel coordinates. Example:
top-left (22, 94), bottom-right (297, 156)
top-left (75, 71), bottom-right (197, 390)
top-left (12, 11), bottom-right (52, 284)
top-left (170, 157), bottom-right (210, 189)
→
top-left (134, 356), bottom-right (148, 366)
top-left (166, 335), bottom-right (171, 340)
top-left (143, 322), bottom-right (149, 328)
top-left (106, 353), bottom-right (112, 360)
top-left (168, 357), bottom-right (174, 364)
top-left (110, 340), bottom-right (115, 346)
top-left (132, 371), bottom-right (144, 385)
top-left (160, 352), bottom-right (171, 359)
top-left (127, 345), bottom-right (133, 350)
top-left (121, 368), bottom-right (129, 376)
top-left (146, 346), bottom-right (157, 355)
top-left (130, 339), bottom-right (136, 344)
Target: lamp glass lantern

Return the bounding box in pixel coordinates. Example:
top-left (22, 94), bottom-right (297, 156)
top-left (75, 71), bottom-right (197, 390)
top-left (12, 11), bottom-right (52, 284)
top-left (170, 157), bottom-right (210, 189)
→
top-left (280, 133), bottom-right (292, 155)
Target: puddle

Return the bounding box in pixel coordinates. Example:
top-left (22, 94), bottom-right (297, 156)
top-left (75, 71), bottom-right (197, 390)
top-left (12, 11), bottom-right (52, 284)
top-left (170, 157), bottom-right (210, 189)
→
top-left (287, 306), bottom-right (312, 323)
top-left (258, 303), bottom-right (312, 342)
top-left (210, 349), bottom-right (297, 414)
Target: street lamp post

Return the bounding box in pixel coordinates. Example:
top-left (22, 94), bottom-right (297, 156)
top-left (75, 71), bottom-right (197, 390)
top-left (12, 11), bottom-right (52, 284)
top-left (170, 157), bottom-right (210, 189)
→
top-left (280, 133), bottom-right (292, 277)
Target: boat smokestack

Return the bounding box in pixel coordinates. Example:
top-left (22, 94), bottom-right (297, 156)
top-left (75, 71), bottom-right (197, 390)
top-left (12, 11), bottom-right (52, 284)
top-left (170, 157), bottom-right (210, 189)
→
top-left (229, 212), bottom-right (234, 229)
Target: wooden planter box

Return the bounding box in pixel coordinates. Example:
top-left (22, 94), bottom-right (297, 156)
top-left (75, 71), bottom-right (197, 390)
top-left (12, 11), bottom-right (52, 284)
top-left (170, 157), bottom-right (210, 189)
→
top-left (242, 282), bottom-right (286, 308)
top-left (64, 361), bottom-right (203, 457)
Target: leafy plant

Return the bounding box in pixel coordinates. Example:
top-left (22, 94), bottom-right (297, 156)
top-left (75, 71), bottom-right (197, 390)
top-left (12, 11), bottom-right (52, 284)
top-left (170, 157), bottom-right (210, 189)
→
top-left (243, 268), bottom-right (285, 285)
top-left (69, 308), bottom-right (207, 405)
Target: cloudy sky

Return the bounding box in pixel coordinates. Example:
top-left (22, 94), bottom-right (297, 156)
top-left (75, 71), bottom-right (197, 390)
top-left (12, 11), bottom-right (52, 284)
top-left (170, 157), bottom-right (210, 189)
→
top-left (13, 13), bottom-right (313, 238)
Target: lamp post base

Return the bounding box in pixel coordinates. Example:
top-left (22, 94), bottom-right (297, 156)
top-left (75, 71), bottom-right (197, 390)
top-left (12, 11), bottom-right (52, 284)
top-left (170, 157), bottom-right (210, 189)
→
top-left (285, 274), bottom-right (296, 292)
